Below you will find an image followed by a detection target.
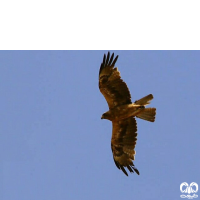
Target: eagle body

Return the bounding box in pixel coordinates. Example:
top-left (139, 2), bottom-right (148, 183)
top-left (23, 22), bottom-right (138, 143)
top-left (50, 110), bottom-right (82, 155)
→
top-left (99, 52), bottom-right (156, 176)
top-left (101, 104), bottom-right (144, 121)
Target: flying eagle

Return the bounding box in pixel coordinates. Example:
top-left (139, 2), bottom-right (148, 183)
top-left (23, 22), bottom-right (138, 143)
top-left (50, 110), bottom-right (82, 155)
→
top-left (99, 52), bottom-right (156, 176)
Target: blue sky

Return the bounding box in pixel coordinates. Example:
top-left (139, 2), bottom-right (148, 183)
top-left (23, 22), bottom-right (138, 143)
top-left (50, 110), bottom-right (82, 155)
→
top-left (1, 51), bottom-right (200, 200)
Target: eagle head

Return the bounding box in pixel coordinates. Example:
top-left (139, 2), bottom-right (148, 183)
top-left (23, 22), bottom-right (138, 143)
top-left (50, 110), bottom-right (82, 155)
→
top-left (101, 111), bottom-right (112, 121)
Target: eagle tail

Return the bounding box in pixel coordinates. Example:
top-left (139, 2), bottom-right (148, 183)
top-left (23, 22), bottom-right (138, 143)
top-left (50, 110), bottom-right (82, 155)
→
top-left (136, 108), bottom-right (156, 122)
top-left (134, 94), bottom-right (153, 106)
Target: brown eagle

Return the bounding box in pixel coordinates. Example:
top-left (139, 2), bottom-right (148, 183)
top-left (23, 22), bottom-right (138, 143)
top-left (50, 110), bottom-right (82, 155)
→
top-left (99, 52), bottom-right (156, 176)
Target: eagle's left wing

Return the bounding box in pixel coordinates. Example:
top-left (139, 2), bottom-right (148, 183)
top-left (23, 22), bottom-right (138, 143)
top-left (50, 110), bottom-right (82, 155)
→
top-left (99, 52), bottom-right (132, 110)
top-left (111, 117), bottom-right (139, 176)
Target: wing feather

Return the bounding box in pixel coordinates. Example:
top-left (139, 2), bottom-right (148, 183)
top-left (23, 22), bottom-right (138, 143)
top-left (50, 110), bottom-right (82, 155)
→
top-left (99, 52), bottom-right (132, 109)
top-left (111, 117), bottom-right (139, 176)
top-left (108, 53), bottom-right (114, 66)
top-left (105, 51), bottom-right (110, 65)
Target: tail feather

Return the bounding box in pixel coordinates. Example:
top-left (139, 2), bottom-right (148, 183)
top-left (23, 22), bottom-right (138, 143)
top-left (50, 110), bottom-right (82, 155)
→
top-left (136, 108), bottom-right (156, 122)
top-left (134, 94), bottom-right (153, 106)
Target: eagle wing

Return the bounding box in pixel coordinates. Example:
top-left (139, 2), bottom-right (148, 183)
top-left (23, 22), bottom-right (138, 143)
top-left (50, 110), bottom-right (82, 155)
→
top-left (111, 117), bottom-right (139, 176)
top-left (99, 52), bottom-right (132, 109)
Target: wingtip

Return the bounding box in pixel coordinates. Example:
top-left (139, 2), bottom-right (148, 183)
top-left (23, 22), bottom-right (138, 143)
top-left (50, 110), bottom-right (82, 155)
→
top-left (114, 160), bottom-right (139, 176)
top-left (121, 166), bottom-right (129, 176)
top-left (105, 52), bottom-right (110, 65)
top-left (132, 166), bottom-right (140, 175)
top-left (99, 52), bottom-right (119, 75)
top-left (121, 165), bottom-right (140, 176)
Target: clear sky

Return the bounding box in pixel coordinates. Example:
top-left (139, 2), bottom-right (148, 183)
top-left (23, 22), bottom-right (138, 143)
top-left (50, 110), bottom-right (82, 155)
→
top-left (1, 51), bottom-right (200, 200)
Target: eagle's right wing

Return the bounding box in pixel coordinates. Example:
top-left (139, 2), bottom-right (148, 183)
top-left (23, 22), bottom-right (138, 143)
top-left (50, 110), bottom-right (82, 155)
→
top-left (111, 117), bottom-right (139, 176)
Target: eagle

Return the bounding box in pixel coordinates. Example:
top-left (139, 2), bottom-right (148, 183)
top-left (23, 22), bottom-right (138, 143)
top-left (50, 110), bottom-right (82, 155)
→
top-left (99, 52), bottom-right (156, 176)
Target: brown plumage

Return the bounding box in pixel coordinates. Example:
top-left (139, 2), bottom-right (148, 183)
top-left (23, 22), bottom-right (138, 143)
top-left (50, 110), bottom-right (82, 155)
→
top-left (99, 52), bottom-right (156, 176)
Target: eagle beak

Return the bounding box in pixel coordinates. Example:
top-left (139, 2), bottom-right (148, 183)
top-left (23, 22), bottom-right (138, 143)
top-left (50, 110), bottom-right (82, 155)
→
top-left (101, 116), bottom-right (104, 119)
